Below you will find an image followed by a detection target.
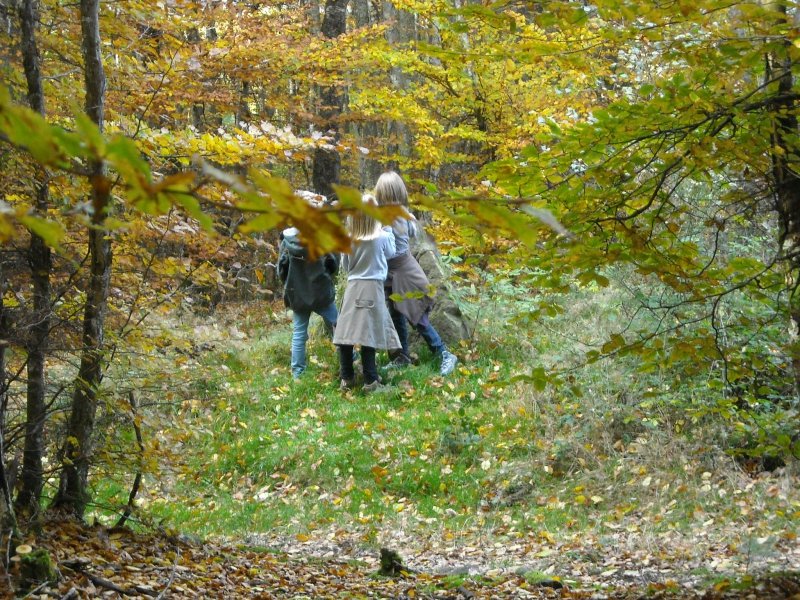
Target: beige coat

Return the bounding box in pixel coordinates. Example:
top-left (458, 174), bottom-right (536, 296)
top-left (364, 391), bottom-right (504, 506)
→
top-left (334, 279), bottom-right (401, 350)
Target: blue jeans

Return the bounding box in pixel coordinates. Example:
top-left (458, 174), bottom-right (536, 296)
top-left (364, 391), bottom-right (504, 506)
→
top-left (415, 313), bottom-right (445, 356)
top-left (292, 302), bottom-right (338, 378)
top-left (388, 302), bottom-right (444, 357)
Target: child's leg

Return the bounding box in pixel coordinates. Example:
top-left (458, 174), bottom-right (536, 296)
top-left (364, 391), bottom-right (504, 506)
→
top-left (415, 313), bottom-right (458, 375)
top-left (388, 300), bottom-right (410, 357)
top-left (316, 302), bottom-right (338, 339)
top-left (291, 310), bottom-right (312, 378)
top-left (360, 346), bottom-right (378, 384)
top-left (338, 345), bottom-right (355, 383)
top-left (414, 313), bottom-right (445, 356)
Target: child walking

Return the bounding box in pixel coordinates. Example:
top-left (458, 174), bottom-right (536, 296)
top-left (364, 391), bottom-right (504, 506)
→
top-left (333, 195), bottom-right (401, 393)
top-left (278, 217), bottom-right (339, 379)
top-left (374, 171), bottom-right (458, 376)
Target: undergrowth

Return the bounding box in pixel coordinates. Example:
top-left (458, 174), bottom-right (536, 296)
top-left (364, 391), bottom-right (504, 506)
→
top-left (89, 275), bottom-right (799, 577)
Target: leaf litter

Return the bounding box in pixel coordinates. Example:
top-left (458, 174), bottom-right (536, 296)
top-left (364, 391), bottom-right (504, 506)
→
top-left (6, 511), bottom-right (799, 599)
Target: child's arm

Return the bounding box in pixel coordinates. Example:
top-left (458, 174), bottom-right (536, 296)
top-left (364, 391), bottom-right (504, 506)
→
top-left (407, 217), bottom-right (418, 239)
top-left (324, 253), bottom-right (340, 275)
top-left (382, 228), bottom-right (396, 260)
top-left (277, 240), bottom-right (289, 283)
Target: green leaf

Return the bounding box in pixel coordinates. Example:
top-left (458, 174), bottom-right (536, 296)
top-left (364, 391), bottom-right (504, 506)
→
top-left (106, 136), bottom-right (153, 184)
top-left (239, 213), bottom-right (282, 233)
top-left (601, 334), bottom-right (625, 354)
top-left (0, 89), bottom-right (70, 168)
top-left (73, 111), bottom-right (106, 155)
top-left (19, 215), bottom-right (65, 249)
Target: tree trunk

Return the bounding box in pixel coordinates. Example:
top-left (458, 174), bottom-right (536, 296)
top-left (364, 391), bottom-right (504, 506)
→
top-left (382, 0), bottom-right (416, 165)
top-left (352, 0), bottom-right (371, 29)
top-left (351, 0), bottom-right (384, 188)
top-left (312, 0), bottom-right (348, 200)
top-left (0, 261), bottom-right (17, 535)
top-left (305, 0), bottom-right (321, 34)
top-left (52, 0), bottom-right (112, 519)
top-left (15, 0), bottom-right (52, 519)
top-left (765, 3), bottom-right (800, 394)
top-left (237, 80), bottom-right (251, 126)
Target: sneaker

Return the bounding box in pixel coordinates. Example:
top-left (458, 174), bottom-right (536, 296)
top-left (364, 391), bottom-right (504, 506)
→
top-left (363, 380), bottom-right (392, 394)
top-left (439, 350), bottom-right (457, 376)
top-left (340, 378), bottom-right (355, 391)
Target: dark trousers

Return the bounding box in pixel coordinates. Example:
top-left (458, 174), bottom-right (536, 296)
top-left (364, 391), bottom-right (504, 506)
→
top-left (339, 345), bottom-right (378, 384)
top-left (388, 302), bottom-right (444, 358)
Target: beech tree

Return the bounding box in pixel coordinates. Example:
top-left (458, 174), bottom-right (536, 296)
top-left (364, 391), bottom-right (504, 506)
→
top-left (0, 0), bottom-right (409, 523)
top-left (49, 0), bottom-right (111, 518)
top-left (312, 0), bottom-right (349, 199)
top-left (456, 0), bottom-right (800, 447)
top-left (15, 0), bottom-right (52, 519)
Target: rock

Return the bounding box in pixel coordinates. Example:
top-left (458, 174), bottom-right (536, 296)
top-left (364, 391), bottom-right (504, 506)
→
top-left (410, 229), bottom-right (472, 350)
top-left (20, 548), bottom-right (58, 590)
top-left (378, 547), bottom-right (411, 576)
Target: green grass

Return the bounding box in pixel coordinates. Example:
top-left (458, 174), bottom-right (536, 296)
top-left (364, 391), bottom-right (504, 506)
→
top-left (88, 286), bottom-right (799, 578)
top-left (121, 317), bottom-right (537, 533)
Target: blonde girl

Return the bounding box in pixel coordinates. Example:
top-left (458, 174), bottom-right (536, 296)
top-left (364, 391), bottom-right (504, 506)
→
top-left (333, 194), bottom-right (401, 392)
top-left (374, 171), bottom-right (457, 376)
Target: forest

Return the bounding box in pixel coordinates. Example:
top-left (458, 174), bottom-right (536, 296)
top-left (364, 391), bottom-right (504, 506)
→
top-left (0, 0), bottom-right (799, 597)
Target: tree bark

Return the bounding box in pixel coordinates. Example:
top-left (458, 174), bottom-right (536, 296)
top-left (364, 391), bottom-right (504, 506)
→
top-left (237, 80), bottom-right (252, 126)
top-left (52, 0), bottom-right (112, 520)
top-left (765, 3), bottom-right (800, 393)
top-left (305, 0), bottom-right (321, 34)
top-left (0, 261), bottom-right (17, 534)
top-left (312, 0), bottom-right (348, 200)
top-left (382, 0), bottom-right (416, 165)
top-left (351, 0), bottom-right (384, 188)
top-left (352, 0), bottom-right (371, 29)
top-left (15, 0), bottom-right (52, 519)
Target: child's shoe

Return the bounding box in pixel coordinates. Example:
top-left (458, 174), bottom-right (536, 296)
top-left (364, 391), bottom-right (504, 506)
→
top-left (382, 353), bottom-right (413, 372)
top-left (340, 378), bottom-right (356, 391)
top-left (363, 380), bottom-right (392, 394)
top-left (439, 350), bottom-right (457, 376)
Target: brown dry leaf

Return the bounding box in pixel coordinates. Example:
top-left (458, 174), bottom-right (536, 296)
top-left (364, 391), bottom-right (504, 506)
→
top-left (5, 520), bottom-right (799, 599)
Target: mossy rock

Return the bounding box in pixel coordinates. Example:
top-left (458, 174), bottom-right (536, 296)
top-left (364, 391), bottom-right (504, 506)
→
top-left (20, 548), bottom-right (58, 589)
top-left (378, 548), bottom-right (408, 576)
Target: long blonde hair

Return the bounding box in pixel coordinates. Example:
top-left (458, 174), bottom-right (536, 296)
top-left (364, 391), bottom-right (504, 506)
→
top-left (374, 171), bottom-right (409, 207)
top-left (348, 193), bottom-right (382, 240)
